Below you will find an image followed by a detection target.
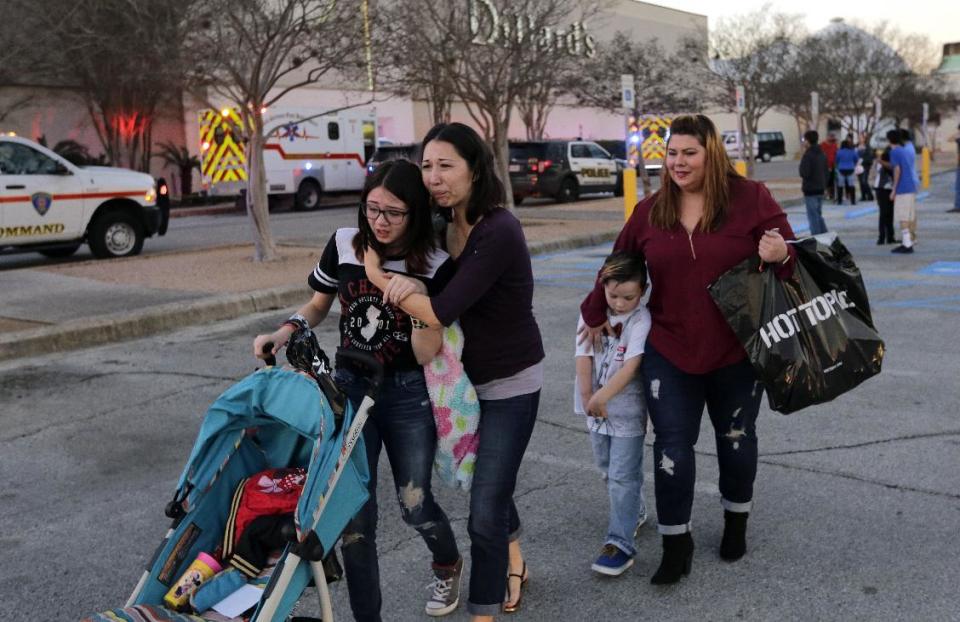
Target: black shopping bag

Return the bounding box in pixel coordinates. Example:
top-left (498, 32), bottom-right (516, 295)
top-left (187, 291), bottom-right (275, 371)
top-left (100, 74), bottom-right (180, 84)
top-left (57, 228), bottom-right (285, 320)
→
top-left (707, 235), bottom-right (884, 414)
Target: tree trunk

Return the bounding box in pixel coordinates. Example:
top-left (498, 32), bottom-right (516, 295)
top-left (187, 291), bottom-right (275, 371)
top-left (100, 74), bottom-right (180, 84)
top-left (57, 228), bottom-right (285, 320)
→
top-left (245, 112), bottom-right (278, 262)
top-left (492, 120), bottom-right (514, 210)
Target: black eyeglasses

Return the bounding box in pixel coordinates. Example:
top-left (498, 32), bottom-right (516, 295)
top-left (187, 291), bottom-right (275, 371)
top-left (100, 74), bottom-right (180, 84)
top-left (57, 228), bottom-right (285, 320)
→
top-left (361, 202), bottom-right (409, 225)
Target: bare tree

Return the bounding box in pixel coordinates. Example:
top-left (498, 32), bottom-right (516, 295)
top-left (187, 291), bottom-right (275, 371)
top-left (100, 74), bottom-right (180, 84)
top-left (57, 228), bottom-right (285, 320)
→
top-left (571, 32), bottom-right (713, 194)
top-left (189, 0), bottom-right (367, 262)
top-left (380, 0), bottom-right (601, 209)
top-left (0, 1), bottom-right (48, 124)
top-left (19, 0), bottom-right (196, 170)
top-left (710, 7), bottom-right (802, 174)
top-left (807, 21), bottom-right (916, 138)
top-left (373, 2), bottom-right (457, 126)
top-left (516, 68), bottom-right (562, 141)
top-left (775, 36), bottom-right (827, 151)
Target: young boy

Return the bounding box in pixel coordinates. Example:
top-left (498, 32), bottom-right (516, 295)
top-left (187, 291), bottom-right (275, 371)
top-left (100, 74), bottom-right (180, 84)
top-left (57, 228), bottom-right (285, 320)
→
top-left (574, 251), bottom-right (651, 577)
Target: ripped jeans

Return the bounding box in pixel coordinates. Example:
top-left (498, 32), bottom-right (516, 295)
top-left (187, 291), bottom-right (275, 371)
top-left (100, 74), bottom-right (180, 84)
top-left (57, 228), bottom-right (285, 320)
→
top-left (640, 345), bottom-right (762, 534)
top-left (334, 366), bottom-right (459, 622)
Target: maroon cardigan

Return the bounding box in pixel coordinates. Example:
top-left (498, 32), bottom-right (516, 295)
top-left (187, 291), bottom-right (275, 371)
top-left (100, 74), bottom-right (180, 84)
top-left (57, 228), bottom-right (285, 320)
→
top-left (581, 177), bottom-right (797, 374)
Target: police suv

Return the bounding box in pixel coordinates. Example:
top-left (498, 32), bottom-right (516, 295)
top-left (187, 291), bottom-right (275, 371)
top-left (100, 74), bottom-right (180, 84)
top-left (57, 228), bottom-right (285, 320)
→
top-left (0, 135), bottom-right (163, 259)
top-left (508, 140), bottom-right (623, 204)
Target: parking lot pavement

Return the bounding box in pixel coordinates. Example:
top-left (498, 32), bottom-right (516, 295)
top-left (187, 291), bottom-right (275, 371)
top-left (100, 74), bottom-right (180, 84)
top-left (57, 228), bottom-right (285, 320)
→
top-left (2, 172), bottom-right (958, 621)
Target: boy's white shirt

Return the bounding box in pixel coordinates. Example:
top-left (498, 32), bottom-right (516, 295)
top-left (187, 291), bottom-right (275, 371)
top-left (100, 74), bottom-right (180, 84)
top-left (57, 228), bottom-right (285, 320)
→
top-left (574, 305), bottom-right (651, 437)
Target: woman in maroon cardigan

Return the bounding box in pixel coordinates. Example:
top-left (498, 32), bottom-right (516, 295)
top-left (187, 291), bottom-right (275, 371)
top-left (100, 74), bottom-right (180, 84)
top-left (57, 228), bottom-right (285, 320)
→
top-left (580, 114), bottom-right (796, 585)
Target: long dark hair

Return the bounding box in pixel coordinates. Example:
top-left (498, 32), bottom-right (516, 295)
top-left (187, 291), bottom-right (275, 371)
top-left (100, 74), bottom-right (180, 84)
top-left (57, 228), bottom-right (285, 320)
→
top-left (421, 122), bottom-right (505, 225)
top-left (650, 114), bottom-right (739, 233)
top-left (352, 159), bottom-right (435, 275)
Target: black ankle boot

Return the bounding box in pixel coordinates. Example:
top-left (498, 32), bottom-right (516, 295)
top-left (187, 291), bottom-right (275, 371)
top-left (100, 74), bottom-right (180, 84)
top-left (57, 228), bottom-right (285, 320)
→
top-left (719, 510), bottom-right (748, 561)
top-left (650, 533), bottom-right (694, 584)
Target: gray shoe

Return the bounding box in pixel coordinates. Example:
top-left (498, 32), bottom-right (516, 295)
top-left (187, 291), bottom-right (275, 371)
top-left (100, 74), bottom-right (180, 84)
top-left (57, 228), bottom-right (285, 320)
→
top-left (425, 557), bottom-right (462, 617)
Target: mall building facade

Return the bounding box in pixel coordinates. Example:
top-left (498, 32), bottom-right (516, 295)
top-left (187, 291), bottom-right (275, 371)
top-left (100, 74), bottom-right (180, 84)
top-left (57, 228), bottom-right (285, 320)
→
top-left (2, 0), bottom-right (851, 189)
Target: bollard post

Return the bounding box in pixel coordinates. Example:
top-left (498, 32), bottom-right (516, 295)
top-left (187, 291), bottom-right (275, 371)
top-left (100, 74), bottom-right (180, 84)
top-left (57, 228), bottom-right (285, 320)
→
top-left (623, 168), bottom-right (638, 220)
top-left (921, 147), bottom-right (930, 190)
top-left (734, 159), bottom-right (748, 178)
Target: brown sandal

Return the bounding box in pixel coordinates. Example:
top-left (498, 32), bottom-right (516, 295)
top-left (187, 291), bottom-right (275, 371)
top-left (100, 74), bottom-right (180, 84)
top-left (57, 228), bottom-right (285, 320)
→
top-left (502, 561), bottom-right (528, 613)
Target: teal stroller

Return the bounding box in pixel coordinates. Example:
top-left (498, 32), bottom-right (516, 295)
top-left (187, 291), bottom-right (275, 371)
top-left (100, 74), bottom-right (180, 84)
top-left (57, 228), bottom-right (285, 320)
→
top-left (93, 334), bottom-right (381, 622)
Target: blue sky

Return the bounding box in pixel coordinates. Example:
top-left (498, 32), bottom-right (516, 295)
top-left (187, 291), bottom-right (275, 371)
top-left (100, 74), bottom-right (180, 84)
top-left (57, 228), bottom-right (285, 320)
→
top-left (656, 0), bottom-right (959, 47)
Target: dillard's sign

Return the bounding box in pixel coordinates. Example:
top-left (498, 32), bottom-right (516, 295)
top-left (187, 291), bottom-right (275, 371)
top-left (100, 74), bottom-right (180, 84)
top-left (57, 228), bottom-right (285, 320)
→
top-left (468, 0), bottom-right (597, 58)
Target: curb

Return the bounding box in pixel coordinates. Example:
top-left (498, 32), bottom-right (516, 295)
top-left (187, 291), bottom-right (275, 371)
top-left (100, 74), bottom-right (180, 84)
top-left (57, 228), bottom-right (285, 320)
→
top-left (0, 230), bottom-right (622, 362)
top-left (170, 204), bottom-right (240, 218)
top-left (0, 285), bottom-right (304, 362)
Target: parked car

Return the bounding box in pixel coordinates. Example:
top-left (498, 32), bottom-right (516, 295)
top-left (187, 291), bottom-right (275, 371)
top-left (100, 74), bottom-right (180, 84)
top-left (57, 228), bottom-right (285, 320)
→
top-left (508, 140), bottom-right (623, 204)
top-left (722, 130), bottom-right (786, 161)
top-left (365, 143), bottom-right (420, 174)
top-left (0, 135), bottom-right (163, 259)
top-left (594, 139), bottom-right (662, 172)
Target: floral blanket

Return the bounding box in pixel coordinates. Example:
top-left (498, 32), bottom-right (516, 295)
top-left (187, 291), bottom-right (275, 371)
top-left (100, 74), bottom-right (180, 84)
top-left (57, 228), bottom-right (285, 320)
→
top-left (424, 322), bottom-right (480, 490)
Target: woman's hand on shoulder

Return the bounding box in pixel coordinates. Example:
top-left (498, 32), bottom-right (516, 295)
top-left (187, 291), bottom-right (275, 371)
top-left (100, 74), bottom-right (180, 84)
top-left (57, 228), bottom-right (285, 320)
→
top-left (362, 245), bottom-right (388, 289)
top-left (382, 274), bottom-right (427, 305)
top-left (758, 229), bottom-right (789, 264)
top-left (577, 320), bottom-right (613, 347)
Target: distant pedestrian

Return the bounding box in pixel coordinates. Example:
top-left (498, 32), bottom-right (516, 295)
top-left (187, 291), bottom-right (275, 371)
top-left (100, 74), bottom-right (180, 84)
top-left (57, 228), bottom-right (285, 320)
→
top-left (872, 146), bottom-right (896, 244)
top-left (574, 251), bottom-right (651, 578)
top-left (835, 139), bottom-right (860, 206)
top-left (948, 124), bottom-right (960, 214)
top-left (857, 132), bottom-right (875, 201)
top-left (901, 129), bottom-right (921, 191)
top-left (820, 133), bottom-right (839, 201)
top-left (799, 130), bottom-right (829, 235)
top-left (889, 129), bottom-right (919, 254)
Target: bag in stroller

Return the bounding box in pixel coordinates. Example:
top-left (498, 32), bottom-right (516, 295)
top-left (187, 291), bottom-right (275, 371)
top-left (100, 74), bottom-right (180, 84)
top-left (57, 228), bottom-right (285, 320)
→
top-left (84, 337), bottom-right (382, 622)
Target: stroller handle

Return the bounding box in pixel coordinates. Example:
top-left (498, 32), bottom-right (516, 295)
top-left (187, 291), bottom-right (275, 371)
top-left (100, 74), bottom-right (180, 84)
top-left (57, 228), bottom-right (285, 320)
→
top-left (335, 350), bottom-right (384, 398)
top-left (261, 342), bottom-right (277, 367)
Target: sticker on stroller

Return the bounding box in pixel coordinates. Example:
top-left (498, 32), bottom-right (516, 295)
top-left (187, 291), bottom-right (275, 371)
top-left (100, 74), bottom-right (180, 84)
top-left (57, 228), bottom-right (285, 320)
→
top-left (157, 523), bottom-right (202, 586)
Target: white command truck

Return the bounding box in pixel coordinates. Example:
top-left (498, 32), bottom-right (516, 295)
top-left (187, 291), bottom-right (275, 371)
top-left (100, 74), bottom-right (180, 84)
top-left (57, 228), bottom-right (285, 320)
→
top-left (200, 107), bottom-right (377, 210)
top-left (0, 135), bottom-right (163, 259)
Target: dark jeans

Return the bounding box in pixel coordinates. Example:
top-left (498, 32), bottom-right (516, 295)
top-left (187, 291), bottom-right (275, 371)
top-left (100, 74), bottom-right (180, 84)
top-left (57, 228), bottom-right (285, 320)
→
top-left (858, 169), bottom-right (874, 200)
top-left (640, 345), bottom-right (762, 534)
top-left (466, 390), bottom-right (540, 616)
top-left (876, 188), bottom-right (895, 243)
top-left (335, 366), bottom-right (459, 622)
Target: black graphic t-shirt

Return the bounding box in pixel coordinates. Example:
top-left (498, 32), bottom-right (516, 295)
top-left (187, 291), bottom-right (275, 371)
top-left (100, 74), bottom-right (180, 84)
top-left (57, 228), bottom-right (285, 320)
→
top-left (308, 228), bottom-right (455, 371)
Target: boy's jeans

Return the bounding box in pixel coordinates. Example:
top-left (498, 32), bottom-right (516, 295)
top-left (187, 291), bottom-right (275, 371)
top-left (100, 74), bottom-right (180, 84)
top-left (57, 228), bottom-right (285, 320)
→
top-left (590, 431), bottom-right (646, 557)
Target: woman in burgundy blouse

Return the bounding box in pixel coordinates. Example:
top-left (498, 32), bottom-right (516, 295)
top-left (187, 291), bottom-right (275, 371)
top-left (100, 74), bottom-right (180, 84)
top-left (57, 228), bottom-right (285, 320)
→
top-left (580, 114), bottom-right (796, 585)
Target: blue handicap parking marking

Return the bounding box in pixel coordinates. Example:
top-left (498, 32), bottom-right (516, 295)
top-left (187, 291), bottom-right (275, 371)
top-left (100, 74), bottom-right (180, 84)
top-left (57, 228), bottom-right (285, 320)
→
top-left (875, 295), bottom-right (960, 312)
top-left (787, 214), bottom-right (809, 234)
top-left (918, 262), bottom-right (960, 277)
top-left (844, 206), bottom-right (878, 219)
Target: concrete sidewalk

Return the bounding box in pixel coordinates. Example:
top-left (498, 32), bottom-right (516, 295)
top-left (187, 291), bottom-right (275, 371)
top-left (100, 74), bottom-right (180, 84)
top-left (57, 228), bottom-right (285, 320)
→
top-left (0, 208), bottom-right (627, 361)
top-left (2, 170), bottom-right (890, 362)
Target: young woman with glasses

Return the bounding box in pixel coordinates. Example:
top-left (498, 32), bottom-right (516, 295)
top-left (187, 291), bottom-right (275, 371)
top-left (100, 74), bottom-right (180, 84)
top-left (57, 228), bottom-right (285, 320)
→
top-left (253, 159), bottom-right (464, 621)
top-left (363, 123), bottom-right (544, 620)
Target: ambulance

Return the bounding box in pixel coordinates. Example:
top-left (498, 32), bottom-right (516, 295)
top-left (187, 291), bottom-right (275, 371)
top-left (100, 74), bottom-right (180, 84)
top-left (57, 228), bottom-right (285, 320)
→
top-left (199, 107), bottom-right (377, 210)
top-left (0, 135), bottom-right (163, 259)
